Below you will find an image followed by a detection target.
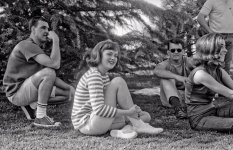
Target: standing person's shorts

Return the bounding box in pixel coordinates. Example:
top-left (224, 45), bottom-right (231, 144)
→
top-left (8, 77), bottom-right (56, 106)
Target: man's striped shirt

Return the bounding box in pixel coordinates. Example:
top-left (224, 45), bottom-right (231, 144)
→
top-left (71, 67), bottom-right (117, 129)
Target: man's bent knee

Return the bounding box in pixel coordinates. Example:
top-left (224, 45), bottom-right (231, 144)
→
top-left (40, 68), bottom-right (56, 77)
top-left (33, 68), bottom-right (56, 79)
top-left (31, 68), bottom-right (56, 87)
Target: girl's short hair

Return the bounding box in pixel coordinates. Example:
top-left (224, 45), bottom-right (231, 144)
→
top-left (87, 40), bottom-right (120, 67)
top-left (193, 33), bottom-right (225, 62)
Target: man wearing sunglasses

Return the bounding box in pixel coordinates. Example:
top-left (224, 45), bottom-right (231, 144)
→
top-left (3, 16), bottom-right (75, 128)
top-left (154, 39), bottom-right (195, 119)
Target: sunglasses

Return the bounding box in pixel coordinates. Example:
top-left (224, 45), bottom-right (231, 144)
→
top-left (169, 48), bottom-right (182, 53)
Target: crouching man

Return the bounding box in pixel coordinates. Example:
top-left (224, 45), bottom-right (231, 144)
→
top-left (3, 16), bottom-right (75, 127)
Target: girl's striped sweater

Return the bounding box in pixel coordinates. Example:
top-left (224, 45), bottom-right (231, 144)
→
top-left (71, 67), bottom-right (117, 129)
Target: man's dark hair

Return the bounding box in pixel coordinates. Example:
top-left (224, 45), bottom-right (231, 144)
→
top-left (28, 16), bottom-right (48, 31)
top-left (166, 38), bottom-right (184, 50)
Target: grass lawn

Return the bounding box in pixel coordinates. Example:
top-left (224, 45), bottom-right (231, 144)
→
top-left (1, 93), bottom-right (233, 150)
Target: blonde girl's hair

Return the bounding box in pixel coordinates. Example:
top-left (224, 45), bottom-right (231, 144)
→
top-left (193, 33), bottom-right (225, 63)
top-left (87, 39), bottom-right (120, 67)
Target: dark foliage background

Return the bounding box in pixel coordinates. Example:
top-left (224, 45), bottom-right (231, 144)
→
top-left (0, 0), bottom-right (205, 90)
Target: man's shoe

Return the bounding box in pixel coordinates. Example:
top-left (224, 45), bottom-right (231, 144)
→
top-left (110, 125), bottom-right (137, 139)
top-left (33, 116), bottom-right (61, 127)
top-left (127, 117), bottom-right (163, 135)
top-left (174, 107), bottom-right (187, 119)
top-left (21, 105), bottom-right (36, 120)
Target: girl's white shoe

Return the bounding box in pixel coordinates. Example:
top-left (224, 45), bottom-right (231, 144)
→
top-left (128, 117), bottom-right (163, 134)
top-left (110, 125), bottom-right (137, 139)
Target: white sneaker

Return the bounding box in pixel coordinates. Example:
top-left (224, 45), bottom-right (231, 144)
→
top-left (110, 125), bottom-right (137, 139)
top-left (33, 116), bottom-right (61, 128)
top-left (128, 117), bottom-right (163, 134)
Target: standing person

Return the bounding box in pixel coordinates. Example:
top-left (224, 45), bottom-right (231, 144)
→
top-left (71, 40), bottom-right (163, 139)
top-left (185, 33), bottom-right (233, 132)
top-left (154, 39), bottom-right (195, 119)
top-left (3, 16), bottom-right (75, 127)
top-left (197, 0), bottom-right (233, 73)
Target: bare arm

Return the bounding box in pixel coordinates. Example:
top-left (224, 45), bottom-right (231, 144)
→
top-left (34, 31), bottom-right (61, 69)
top-left (220, 68), bottom-right (233, 90)
top-left (193, 70), bottom-right (233, 99)
top-left (197, 13), bottom-right (213, 33)
top-left (115, 105), bottom-right (141, 117)
top-left (154, 63), bottom-right (187, 83)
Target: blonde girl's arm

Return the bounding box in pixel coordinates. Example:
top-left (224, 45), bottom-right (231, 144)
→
top-left (154, 61), bottom-right (187, 83)
top-left (193, 70), bottom-right (233, 99)
top-left (220, 68), bottom-right (233, 90)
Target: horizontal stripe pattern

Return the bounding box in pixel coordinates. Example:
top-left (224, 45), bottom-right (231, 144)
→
top-left (71, 67), bottom-right (117, 129)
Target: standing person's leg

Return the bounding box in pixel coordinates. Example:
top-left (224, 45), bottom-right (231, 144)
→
top-left (160, 79), bottom-right (187, 119)
top-left (223, 35), bottom-right (233, 74)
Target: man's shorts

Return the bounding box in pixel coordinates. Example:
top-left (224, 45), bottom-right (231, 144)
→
top-left (8, 77), bottom-right (56, 106)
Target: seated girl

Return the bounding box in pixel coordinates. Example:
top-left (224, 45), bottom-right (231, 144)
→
top-left (185, 33), bottom-right (233, 132)
top-left (71, 40), bottom-right (163, 138)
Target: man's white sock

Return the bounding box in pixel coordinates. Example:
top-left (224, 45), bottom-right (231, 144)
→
top-left (36, 103), bottom-right (47, 118)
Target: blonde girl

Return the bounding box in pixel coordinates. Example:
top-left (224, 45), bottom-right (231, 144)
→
top-left (185, 33), bottom-right (233, 132)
